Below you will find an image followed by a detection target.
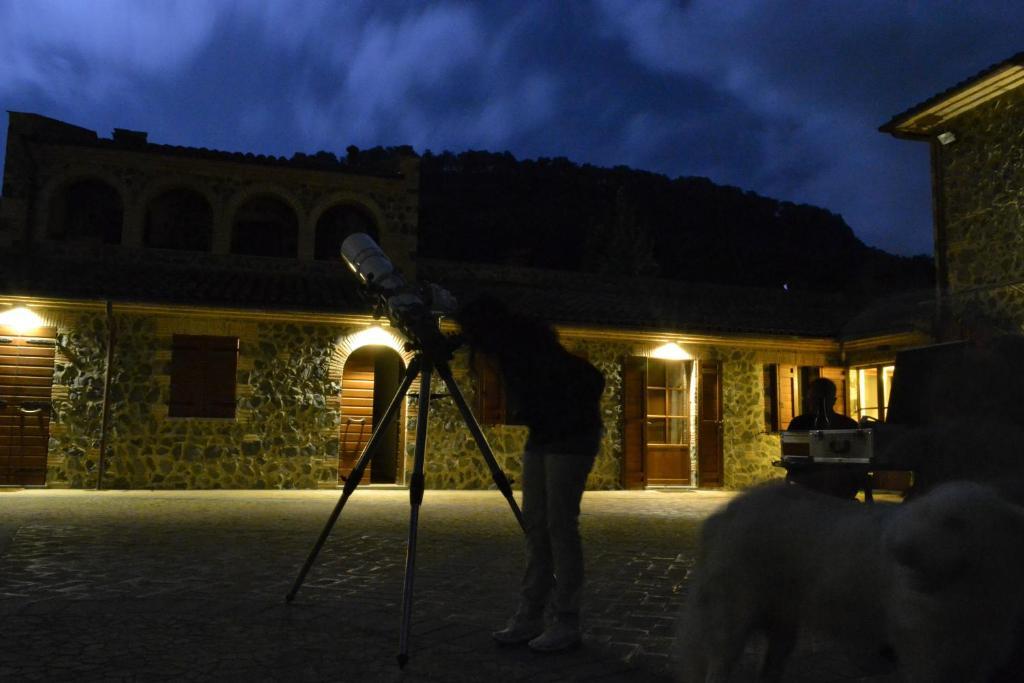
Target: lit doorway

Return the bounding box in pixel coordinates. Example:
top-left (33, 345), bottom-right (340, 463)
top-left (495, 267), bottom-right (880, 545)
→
top-left (339, 346), bottom-right (404, 485)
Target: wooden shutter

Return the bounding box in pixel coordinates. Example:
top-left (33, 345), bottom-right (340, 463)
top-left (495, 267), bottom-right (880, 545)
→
top-left (472, 352), bottom-right (506, 425)
top-left (0, 327), bottom-right (56, 486)
top-left (697, 360), bottom-right (723, 488)
top-left (798, 366), bottom-right (821, 414)
top-left (622, 356), bottom-right (645, 489)
top-left (169, 335), bottom-right (238, 418)
top-left (763, 364), bottom-right (779, 432)
top-left (777, 364), bottom-right (798, 429)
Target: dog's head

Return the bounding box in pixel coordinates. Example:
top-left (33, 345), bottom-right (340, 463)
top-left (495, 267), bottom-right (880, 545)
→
top-left (884, 481), bottom-right (1024, 593)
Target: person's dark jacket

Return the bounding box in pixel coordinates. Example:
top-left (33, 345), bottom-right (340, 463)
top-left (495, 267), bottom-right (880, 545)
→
top-left (455, 297), bottom-right (605, 456)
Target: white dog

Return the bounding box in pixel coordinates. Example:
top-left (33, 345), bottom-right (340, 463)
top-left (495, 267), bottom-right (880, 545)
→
top-left (675, 481), bottom-right (1024, 682)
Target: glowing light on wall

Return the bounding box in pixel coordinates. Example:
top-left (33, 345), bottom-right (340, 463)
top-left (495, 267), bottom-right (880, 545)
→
top-left (0, 306), bottom-right (44, 333)
top-left (650, 342), bottom-right (691, 360)
top-left (347, 325), bottom-right (402, 351)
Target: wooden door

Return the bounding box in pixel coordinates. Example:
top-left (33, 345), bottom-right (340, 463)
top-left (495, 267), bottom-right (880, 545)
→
top-left (369, 350), bottom-right (401, 484)
top-left (643, 358), bottom-right (691, 486)
top-left (339, 349), bottom-right (375, 482)
top-left (339, 346), bottom-right (402, 484)
top-left (622, 356), bottom-right (646, 489)
top-left (697, 360), bottom-right (723, 488)
top-left (0, 327), bottom-right (56, 486)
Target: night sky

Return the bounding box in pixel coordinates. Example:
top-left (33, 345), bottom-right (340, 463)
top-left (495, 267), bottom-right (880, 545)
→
top-left (3, 1), bottom-right (1024, 256)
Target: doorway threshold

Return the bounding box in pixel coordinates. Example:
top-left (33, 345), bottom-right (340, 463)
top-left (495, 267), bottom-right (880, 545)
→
top-left (645, 485), bottom-right (697, 492)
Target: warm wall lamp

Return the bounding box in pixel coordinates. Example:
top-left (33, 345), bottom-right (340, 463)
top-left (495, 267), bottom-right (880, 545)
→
top-left (650, 342), bottom-right (691, 360)
top-left (348, 325), bottom-right (401, 351)
top-left (0, 306), bottom-right (45, 333)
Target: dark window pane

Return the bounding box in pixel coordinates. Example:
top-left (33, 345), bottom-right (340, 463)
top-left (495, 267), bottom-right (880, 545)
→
top-left (646, 389), bottom-right (666, 416)
top-left (646, 419), bottom-right (666, 444)
top-left (647, 359), bottom-right (666, 387)
top-left (666, 418), bottom-right (687, 445)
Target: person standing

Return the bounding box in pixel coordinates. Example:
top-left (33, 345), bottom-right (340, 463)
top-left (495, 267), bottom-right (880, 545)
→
top-left (455, 296), bottom-right (605, 652)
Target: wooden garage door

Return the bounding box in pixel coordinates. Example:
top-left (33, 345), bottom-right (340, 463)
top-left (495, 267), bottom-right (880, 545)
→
top-left (0, 326), bottom-right (56, 486)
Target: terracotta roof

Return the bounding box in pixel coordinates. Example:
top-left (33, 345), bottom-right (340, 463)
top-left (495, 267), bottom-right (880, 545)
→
top-left (0, 245), bottom-right (370, 315)
top-left (419, 259), bottom-right (852, 337)
top-left (839, 288), bottom-right (935, 340)
top-left (880, 52), bottom-right (1024, 137)
top-left (1, 247), bottom-right (894, 339)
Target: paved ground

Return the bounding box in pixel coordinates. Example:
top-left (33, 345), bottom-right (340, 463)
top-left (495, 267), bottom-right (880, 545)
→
top-left (0, 488), bottom-right (900, 682)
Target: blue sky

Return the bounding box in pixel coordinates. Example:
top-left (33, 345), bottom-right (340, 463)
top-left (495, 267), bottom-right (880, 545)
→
top-left (3, 0), bottom-right (1024, 256)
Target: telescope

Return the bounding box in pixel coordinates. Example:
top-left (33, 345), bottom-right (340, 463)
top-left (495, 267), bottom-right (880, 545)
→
top-left (340, 233), bottom-right (458, 354)
top-left (288, 233), bottom-right (525, 668)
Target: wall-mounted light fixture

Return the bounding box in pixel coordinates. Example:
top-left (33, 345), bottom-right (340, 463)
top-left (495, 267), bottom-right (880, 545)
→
top-left (0, 306), bottom-right (45, 333)
top-left (937, 131), bottom-right (957, 145)
top-left (650, 342), bottom-right (691, 361)
top-left (348, 325), bottom-right (401, 351)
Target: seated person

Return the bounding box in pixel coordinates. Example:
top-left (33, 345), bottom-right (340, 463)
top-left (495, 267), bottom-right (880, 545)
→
top-left (788, 378), bottom-right (858, 431)
top-left (786, 378), bottom-right (863, 498)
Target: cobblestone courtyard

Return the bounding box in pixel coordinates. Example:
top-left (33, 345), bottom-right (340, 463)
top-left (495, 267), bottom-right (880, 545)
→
top-left (0, 488), bottom-right (896, 681)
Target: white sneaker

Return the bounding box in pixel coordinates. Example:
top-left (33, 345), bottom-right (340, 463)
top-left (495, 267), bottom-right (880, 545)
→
top-left (527, 621), bottom-right (582, 652)
top-left (492, 613), bottom-right (545, 645)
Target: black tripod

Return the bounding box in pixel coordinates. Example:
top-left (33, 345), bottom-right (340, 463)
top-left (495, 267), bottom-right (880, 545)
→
top-left (286, 335), bottom-right (526, 668)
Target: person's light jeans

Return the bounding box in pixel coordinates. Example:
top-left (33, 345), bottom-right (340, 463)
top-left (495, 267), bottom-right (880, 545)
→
top-left (519, 448), bottom-right (595, 621)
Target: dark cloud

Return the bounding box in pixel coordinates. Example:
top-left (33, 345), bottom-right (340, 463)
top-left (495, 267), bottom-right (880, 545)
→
top-left (3, 0), bottom-right (1024, 256)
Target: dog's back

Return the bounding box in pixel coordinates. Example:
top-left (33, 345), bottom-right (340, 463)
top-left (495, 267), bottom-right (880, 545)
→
top-left (677, 484), bottom-right (888, 681)
top-left (676, 481), bottom-right (1024, 683)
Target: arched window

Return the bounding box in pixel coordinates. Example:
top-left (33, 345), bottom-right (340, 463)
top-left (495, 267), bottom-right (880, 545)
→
top-left (315, 204), bottom-right (378, 261)
top-left (144, 188), bottom-right (213, 251)
top-left (231, 194), bottom-right (298, 258)
top-left (49, 178), bottom-right (123, 244)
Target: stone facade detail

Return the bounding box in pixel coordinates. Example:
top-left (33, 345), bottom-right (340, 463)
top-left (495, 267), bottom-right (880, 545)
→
top-left (715, 348), bottom-right (783, 489)
top-left (939, 85), bottom-right (1024, 328)
top-left (49, 311), bottom-right (352, 489)
top-left (40, 311), bottom-right (789, 491)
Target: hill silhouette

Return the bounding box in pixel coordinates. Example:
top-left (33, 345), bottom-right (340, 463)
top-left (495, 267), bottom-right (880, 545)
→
top-left (337, 146), bottom-right (933, 303)
top-left (411, 150), bottom-right (933, 303)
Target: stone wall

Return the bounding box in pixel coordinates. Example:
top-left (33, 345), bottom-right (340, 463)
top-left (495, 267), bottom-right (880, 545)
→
top-left (941, 85), bottom-right (1024, 328)
top-left (711, 347), bottom-right (783, 489)
top-left (41, 307), bottom-right (787, 491)
top-left (49, 311), bottom-right (348, 489)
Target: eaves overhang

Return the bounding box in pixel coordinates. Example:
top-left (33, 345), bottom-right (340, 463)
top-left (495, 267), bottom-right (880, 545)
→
top-left (880, 52), bottom-right (1024, 139)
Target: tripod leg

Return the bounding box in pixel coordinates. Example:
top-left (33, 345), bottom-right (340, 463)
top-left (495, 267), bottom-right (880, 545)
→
top-left (435, 360), bottom-right (525, 531)
top-left (398, 361), bottom-right (432, 668)
top-left (286, 355), bottom-right (422, 603)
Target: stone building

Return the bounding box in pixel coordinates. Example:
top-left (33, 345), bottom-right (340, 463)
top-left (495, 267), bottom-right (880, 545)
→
top-left (0, 112), bottom-right (921, 492)
top-left (882, 50), bottom-right (1024, 336)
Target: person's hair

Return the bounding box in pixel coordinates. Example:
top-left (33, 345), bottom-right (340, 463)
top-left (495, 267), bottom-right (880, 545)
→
top-left (807, 378), bottom-right (837, 404)
top-left (454, 294), bottom-right (556, 354)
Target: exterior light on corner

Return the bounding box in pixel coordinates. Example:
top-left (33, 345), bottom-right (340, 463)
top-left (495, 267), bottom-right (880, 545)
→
top-left (937, 131), bottom-right (956, 145)
top-left (651, 342), bottom-right (691, 361)
top-left (0, 306), bottom-right (45, 333)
